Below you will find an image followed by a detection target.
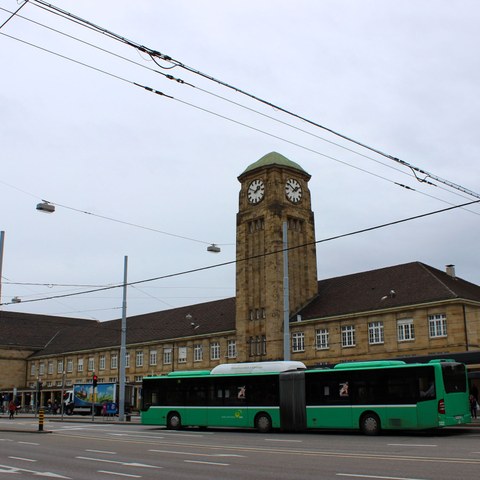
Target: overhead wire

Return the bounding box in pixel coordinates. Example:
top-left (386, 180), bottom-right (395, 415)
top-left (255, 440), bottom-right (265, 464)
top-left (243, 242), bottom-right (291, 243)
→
top-left (1, 198), bottom-right (478, 307)
top-left (1, 2), bottom-right (478, 313)
top-left (27, 0), bottom-right (480, 202)
top-left (1, 31), bottom-right (468, 214)
top-left (1, 5), bottom-right (478, 214)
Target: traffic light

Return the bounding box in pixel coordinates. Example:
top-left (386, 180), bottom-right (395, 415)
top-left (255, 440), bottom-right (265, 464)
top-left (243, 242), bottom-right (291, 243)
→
top-left (92, 374), bottom-right (98, 388)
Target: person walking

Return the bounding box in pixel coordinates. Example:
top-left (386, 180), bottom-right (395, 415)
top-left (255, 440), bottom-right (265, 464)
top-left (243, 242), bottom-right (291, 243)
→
top-left (470, 394), bottom-right (478, 420)
top-left (8, 400), bottom-right (16, 420)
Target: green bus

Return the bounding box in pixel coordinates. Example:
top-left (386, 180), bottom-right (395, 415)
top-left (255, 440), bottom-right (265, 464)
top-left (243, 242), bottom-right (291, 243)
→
top-left (141, 359), bottom-right (471, 435)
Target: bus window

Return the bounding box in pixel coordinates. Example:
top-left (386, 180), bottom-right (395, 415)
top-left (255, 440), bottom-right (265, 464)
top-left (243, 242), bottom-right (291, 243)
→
top-left (441, 363), bottom-right (467, 393)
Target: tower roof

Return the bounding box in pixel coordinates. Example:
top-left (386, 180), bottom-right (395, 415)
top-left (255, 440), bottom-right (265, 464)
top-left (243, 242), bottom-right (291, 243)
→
top-left (240, 152), bottom-right (308, 177)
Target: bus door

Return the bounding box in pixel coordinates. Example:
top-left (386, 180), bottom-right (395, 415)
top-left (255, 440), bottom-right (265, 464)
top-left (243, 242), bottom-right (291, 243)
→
top-left (279, 371), bottom-right (306, 431)
top-left (305, 372), bottom-right (353, 429)
top-left (208, 380), bottom-right (249, 428)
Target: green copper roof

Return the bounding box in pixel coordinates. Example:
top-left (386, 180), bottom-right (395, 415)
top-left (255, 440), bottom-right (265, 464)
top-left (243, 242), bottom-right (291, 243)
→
top-left (240, 152), bottom-right (307, 175)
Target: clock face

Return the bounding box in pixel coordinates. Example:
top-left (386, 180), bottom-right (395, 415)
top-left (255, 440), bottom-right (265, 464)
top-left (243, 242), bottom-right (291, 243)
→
top-left (285, 178), bottom-right (302, 203)
top-left (247, 179), bottom-right (265, 204)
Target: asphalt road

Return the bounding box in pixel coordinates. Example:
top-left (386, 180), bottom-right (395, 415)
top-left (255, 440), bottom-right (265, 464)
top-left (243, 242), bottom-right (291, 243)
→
top-left (1, 416), bottom-right (480, 479)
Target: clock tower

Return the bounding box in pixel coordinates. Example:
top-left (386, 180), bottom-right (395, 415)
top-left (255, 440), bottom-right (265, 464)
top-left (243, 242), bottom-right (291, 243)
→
top-left (235, 152), bottom-right (318, 361)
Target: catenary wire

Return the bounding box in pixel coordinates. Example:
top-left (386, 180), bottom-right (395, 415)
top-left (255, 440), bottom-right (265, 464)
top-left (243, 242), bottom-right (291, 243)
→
top-left (5, 3), bottom-right (476, 206)
top-left (27, 0), bottom-right (480, 201)
top-left (1, 30), bottom-right (478, 216)
top-left (1, 199), bottom-right (478, 307)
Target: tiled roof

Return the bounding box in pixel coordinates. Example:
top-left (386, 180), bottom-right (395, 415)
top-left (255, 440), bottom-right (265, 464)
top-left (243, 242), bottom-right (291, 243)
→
top-left (0, 311), bottom-right (95, 349)
top-left (28, 297), bottom-right (236, 357)
top-left (299, 261), bottom-right (480, 320)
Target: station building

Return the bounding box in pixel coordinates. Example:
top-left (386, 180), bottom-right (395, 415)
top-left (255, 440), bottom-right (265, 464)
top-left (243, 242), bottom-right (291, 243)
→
top-left (1, 152), bottom-right (479, 410)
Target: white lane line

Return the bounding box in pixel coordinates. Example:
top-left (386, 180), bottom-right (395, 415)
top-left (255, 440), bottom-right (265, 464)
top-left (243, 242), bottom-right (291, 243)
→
top-left (109, 433), bottom-right (164, 439)
top-left (337, 474), bottom-right (427, 480)
top-left (184, 460), bottom-right (230, 466)
top-left (8, 456), bottom-right (37, 462)
top-left (387, 443), bottom-right (437, 448)
top-left (0, 464), bottom-right (72, 478)
top-left (86, 449), bottom-right (117, 455)
top-left (97, 471), bottom-right (141, 478)
top-left (17, 441), bottom-right (40, 446)
top-left (264, 438), bottom-right (303, 443)
top-left (76, 456), bottom-right (162, 469)
top-left (149, 449), bottom-right (244, 458)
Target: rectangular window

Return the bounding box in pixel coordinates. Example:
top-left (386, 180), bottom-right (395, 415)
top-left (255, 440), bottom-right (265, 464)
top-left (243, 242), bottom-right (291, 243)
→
top-left (39, 363), bottom-right (45, 375)
top-left (48, 361), bottom-right (54, 375)
top-left (341, 325), bottom-right (355, 348)
top-left (149, 350), bottom-right (157, 366)
top-left (57, 360), bottom-right (64, 374)
top-left (315, 329), bottom-right (329, 350)
top-left (292, 332), bottom-right (305, 352)
top-left (397, 318), bottom-right (415, 341)
top-left (429, 313), bottom-right (447, 338)
top-left (67, 359), bottom-right (73, 373)
top-left (136, 351), bottom-right (144, 367)
top-left (163, 348), bottom-right (172, 365)
top-left (210, 342), bottom-right (220, 360)
top-left (368, 321), bottom-right (384, 345)
top-left (227, 340), bottom-right (237, 359)
top-left (194, 344), bottom-right (203, 362)
top-left (88, 357), bottom-right (95, 372)
top-left (178, 346), bottom-right (187, 363)
top-left (110, 353), bottom-right (118, 369)
top-left (99, 355), bottom-right (106, 371)
top-left (261, 335), bottom-right (267, 355)
top-left (125, 352), bottom-right (130, 368)
top-left (77, 358), bottom-right (84, 372)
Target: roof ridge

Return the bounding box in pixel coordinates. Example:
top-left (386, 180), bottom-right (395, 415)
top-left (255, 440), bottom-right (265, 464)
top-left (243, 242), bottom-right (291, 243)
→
top-left (417, 262), bottom-right (458, 298)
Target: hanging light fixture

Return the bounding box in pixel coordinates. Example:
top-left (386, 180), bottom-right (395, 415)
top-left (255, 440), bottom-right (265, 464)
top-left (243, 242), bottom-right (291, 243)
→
top-left (207, 244), bottom-right (221, 253)
top-left (36, 201), bottom-right (55, 213)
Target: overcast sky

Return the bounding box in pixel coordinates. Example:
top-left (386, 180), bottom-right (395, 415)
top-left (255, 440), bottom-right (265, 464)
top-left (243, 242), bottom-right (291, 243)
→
top-left (1, 0), bottom-right (479, 321)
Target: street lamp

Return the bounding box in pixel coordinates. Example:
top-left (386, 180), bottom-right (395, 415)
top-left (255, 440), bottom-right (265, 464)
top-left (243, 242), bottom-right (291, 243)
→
top-left (36, 201), bottom-right (55, 213)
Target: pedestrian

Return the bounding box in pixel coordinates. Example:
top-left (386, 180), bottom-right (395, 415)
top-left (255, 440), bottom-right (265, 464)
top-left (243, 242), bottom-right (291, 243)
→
top-left (8, 400), bottom-right (16, 420)
top-left (470, 394), bottom-right (478, 420)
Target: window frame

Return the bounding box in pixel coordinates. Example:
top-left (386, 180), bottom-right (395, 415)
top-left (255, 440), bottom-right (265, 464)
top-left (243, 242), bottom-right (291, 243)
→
top-left (341, 325), bottom-right (356, 348)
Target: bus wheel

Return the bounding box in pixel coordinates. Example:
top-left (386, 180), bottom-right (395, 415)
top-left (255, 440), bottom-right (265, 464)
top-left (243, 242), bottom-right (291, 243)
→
top-left (255, 413), bottom-right (272, 433)
top-left (360, 413), bottom-right (381, 435)
top-left (167, 412), bottom-right (182, 430)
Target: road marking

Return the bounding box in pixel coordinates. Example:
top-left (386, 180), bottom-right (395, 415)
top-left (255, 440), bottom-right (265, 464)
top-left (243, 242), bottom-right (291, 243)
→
top-left (184, 459), bottom-right (230, 466)
top-left (109, 434), bottom-right (164, 439)
top-left (337, 474), bottom-right (427, 480)
top-left (97, 471), bottom-right (141, 478)
top-left (17, 441), bottom-right (40, 446)
top-left (264, 438), bottom-right (303, 443)
top-left (149, 449), bottom-right (244, 457)
top-left (387, 444), bottom-right (437, 448)
top-left (76, 456), bottom-right (162, 469)
top-left (8, 456), bottom-right (37, 462)
top-left (0, 438), bottom-right (14, 442)
top-left (86, 449), bottom-right (117, 455)
top-left (0, 464), bottom-right (71, 478)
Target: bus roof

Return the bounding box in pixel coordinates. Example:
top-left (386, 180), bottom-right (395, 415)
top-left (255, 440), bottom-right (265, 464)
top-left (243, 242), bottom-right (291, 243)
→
top-left (333, 360), bottom-right (406, 370)
top-left (211, 361), bottom-right (306, 375)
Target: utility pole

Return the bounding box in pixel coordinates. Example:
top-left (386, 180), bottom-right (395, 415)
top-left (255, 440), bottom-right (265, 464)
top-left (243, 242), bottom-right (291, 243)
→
top-left (0, 231), bottom-right (5, 309)
top-left (118, 256), bottom-right (128, 421)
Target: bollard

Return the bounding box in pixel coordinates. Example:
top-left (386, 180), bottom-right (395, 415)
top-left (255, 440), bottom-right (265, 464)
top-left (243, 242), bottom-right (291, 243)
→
top-left (38, 407), bottom-right (44, 432)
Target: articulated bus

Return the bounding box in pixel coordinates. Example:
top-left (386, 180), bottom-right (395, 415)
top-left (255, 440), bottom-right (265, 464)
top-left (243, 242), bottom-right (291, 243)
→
top-left (141, 359), bottom-right (471, 435)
